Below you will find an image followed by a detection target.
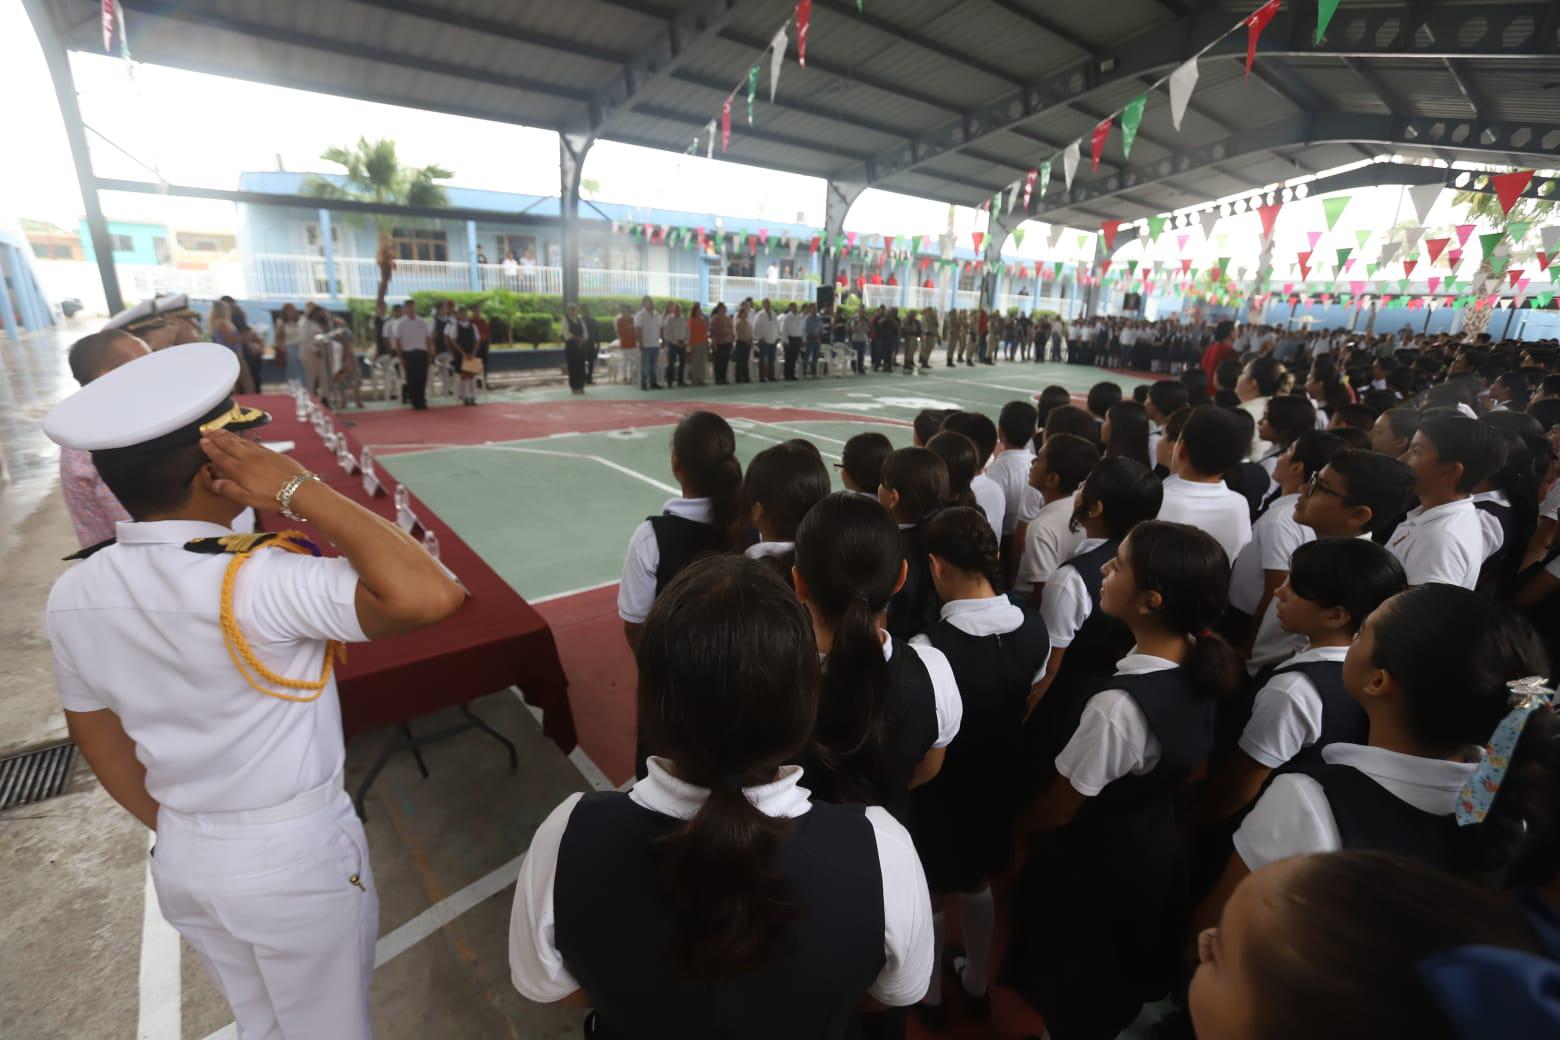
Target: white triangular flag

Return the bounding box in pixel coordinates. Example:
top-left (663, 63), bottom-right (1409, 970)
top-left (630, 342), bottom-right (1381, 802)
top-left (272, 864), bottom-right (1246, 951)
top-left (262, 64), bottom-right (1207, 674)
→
top-left (1168, 57), bottom-right (1199, 132)
top-left (1046, 224), bottom-right (1064, 251)
top-left (769, 26), bottom-right (787, 102)
top-left (1541, 226), bottom-right (1560, 256)
top-left (1378, 241), bottom-right (1401, 264)
top-left (1062, 141), bottom-right (1080, 192)
top-left (706, 119), bottom-right (716, 160)
top-left (1402, 226), bottom-right (1425, 251)
top-left (1198, 208), bottom-right (1219, 241)
top-left (1405, 182), bottom-right (1442, 223)
top-left (1008, 181), bottom-right (1021, 214)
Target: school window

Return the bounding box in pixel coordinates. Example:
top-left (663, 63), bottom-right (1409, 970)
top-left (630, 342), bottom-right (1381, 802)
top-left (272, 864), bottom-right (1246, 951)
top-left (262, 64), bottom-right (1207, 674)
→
top-left (958, 267), bottom-right (980, 292)
top-left (726, 255), bottom-right (755, 277)
top-left (32, 243), bottom-right (48, 258)
top-left (391, 228), bottom-right (449, 262)
top-left (111, 234), bottom-right (133, 252)
top-left (53, 244), bottom-right (73, 258)
top-left (304, 223), bottom-right (343, 254)
top-left (495, 233), bottom-right (537, 263)
top-left (153, 237), bottom-right (170, 264)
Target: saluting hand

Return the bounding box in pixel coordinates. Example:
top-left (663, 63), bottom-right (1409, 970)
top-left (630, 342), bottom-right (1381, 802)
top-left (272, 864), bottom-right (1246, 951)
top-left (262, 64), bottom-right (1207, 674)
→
top-left (200, 428), bottom-right (308, 511)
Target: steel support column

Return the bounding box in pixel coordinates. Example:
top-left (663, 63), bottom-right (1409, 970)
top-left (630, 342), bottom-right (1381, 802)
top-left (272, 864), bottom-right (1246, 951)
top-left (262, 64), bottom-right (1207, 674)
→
top-left (820, 178), bottom-right (866, 291)
top-left (318, 209), bottom-right (339, 301)
top-left (0, 247), bottom-right (24, 341)
top-left (23, 0), bottom-right (122, 314)
top-left (978, 225), bottom-right (1009, 312)
top-left (559, 132), bottom-right (591, 307)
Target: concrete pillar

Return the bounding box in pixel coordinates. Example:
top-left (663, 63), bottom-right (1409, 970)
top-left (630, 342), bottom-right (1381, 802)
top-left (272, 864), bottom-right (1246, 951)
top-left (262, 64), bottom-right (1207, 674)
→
top-left (698, 256), bottom-right (711, 306)
top-left (559, 132), bottom-right (592, 306)
top-left (978, 225), bottom-right (1009, 311)
top-left (820, 178), bottom-right (866, 290)
top-left (466, 219), bottom-right (480, 291)
top-left (0, 246), bottom-right (23, 341)
top-left (318, 209), bottom-right (338, 302)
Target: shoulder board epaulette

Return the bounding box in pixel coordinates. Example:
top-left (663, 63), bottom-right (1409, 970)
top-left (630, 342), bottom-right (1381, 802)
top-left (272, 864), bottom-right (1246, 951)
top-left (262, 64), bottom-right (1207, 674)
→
top-left (62, 538), bottom-right (116, 561)
top-left (184, 532), bottom-right (282, 555)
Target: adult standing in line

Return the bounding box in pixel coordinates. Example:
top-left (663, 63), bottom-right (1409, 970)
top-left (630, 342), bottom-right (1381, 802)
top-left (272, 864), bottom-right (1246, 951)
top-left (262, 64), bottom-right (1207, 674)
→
top-left (850, 306), bottom-right (870, 374)
top-left (634, 296), bottom-right (663, 391)
top-left (371, 299), bottom-right (390, 356)
top-left (945, 309), bottom-right (962, 367)
top-left (208, 300), bottom-right (255, 395)
top-left (803, 302), bottom-right (824, 378)
top-left (395, 299), bottom-right (432, 410)
top-left (901, 308), bottom-right (921, 374)
top-left (781, 302), bottom-right (805, 381)
top-left (471, 305), bottom-right (491, 380)
top-left (563, 302), bottom-right (590, 397)
top-left (710, 302), bottom-right (735, 385)
top-left (985, 310), bottom-right (1004, 367)
top-left (299, 303), bottom-right (333, 402)
top-left (615, 303), bottom-right (640, 388)
top-left (753, 299), bottom-right (780, 383)
top-left (733, 301), bottom-right (754, 384)
top-left (919, 306), bottom-right (940, 371)
top-left (1200, 319), bottom-right (1237, 382)
top-left (687, 303), bottom-right (711, 387)
top-left (42, 344), bottom-right (464, 1040)
top-left (881, 307), bottom-right (902, 374)
top-left (663, 302), bottom-right (689, 388)
top-left (273, 303), bottom-right (307, 387)
top-left (58, 330), bottom-right (149, 548)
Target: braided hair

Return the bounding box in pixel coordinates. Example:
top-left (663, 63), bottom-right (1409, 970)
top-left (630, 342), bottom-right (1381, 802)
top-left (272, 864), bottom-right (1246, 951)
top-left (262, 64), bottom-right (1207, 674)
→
top-left (923, 506), bottom-right (1005, 594)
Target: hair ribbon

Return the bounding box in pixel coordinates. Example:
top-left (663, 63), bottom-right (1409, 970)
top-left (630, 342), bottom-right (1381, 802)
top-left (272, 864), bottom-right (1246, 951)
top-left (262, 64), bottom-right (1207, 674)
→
top-left (1455, 676), bottom-right (1554, 827)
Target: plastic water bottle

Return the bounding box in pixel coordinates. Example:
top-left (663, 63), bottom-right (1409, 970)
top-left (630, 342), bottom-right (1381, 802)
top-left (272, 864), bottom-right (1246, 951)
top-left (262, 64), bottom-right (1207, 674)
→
top-left (422, 530), bottom-right (440, 560)
top-left (394, 486), bottom-right (409, 514)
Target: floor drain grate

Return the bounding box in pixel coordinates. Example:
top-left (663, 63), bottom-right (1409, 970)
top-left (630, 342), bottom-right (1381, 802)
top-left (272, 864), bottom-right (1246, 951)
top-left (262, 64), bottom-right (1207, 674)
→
top-left (0, 742), bottom-right (76, 811)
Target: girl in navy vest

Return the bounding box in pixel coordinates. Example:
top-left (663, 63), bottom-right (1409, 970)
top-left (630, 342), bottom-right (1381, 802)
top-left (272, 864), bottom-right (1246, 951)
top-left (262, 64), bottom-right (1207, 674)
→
top-left (908, 507), bottom-right (1050, 1027)
top-left (618, 410), bottom-right (742, 777)
top-left (509, 556), bottom-right (936, 1037)
top-left (1202, 584), bottom-right (1558, 933)
top-left (1025, 458), bottom-right (1164, 783)
top-left (793, 493), bottom-right (962, 819)
top-left (739, 440), bottom-right (831, 585)
top-left (1004, 520), bottom-right (1244, 1040)
top-left (1475, 413), bottom-right (1546, 598)
top-left (878, 447), bottom-right (950, 640)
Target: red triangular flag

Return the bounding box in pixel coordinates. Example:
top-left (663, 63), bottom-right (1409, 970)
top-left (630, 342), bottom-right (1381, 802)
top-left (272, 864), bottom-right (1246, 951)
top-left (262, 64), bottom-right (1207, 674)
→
top-left (1180, 258), bottom-right (1194, 273)
top-left (1508, 269), bottom-right (1524, 287)
top-left (1402, 259), bottom-right (1417, 276)
top-left (721, 96), bottom-right (732, 151)
top-left (1099, 259), bottom-right (1113, 275)
top-left (1297, 250), bottom-right (1313, 279)
top-left (971, 231), bottom-right (985, 252)
top-left (1101, 220), bottom-right (1123, 251)
top-left (1256, 201), bottom-right (1283, 240)
top-left (1539, 252), bottom-right (1553, 271)
top-left (1090, 118), bottom-right (1112, 173)
top-left (1448, 248), bottom-right (1463, 266)
top-left (1244, 0), bottom-right (1281, 78)
top-left (883, 235), bottom-right (894, 254)
top-left (1454, 224), bottom-right (1476, 247)
top-left (1425, 237), bottom-right (1450, 264)
top-left (1489, 169), bottom-right (1535, 216)
top-left (795, 0), bottom-right (812, 66)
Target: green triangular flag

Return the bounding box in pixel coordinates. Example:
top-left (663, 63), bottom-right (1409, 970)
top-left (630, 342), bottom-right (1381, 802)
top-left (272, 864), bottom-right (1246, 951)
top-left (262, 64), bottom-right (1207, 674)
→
top-left (1322, 195), bottom-right (1351, 231)
top-left (1366, 262), bottom-right (1379, 277)
top-left (1535, 292), bottom-right (1554, 308)
top-left (1478, 231), bottom-right (1504, 259)
top-left (1011, 228), bottom-right (1025, 248)
top-left (1217, 256), bottom-right (1230, 279)
top-left (1126, 259), bottom-right (1138, 276)
top-left (1505, 221), bottom-right (1530, 246)
top-left (1354, 229), bottom-right (1371, 249)
top-left (910, 235), bottom-right (922, 255)
top-left (1316, 0), bottom-right (1342, 42)
top-left (1038, 160), bottom-right (1052, 199)
top-left (1147, 216), bottom-right (1166, 242)
top-left (746, 65), bottom-right (759, 122)
top-left (1336, 247), bottom-right (1353, 267)
top-left (1397, 278), bottom-right (1409, 293)
top-left (1491, 255), bottom-right (1510, 276)
top-left (1076, 233), bottom-right (1090, 251)
top-left (993, 191), bottom-right (1003, 219)
top-left (1120, 94), bottom-right (1147, 159)
top-left (1551, 267), bottom-right (1560, 282)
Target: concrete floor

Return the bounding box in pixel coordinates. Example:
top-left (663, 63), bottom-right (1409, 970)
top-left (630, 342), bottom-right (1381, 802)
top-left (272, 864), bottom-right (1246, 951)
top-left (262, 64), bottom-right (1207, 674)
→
top-left (0, 324), bottom-right (591, 1039)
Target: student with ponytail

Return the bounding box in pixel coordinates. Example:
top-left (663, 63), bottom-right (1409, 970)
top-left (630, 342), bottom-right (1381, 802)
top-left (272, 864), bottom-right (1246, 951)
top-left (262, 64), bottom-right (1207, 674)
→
top-left (1004, 520), bottom-right (1244, 1039)
top-left (509, 556), bottom-right (935, 1036)
top-left (619, 410), bottom-right (743, 777)
top-left (908, 506), bottom-right (1050, 1026)
top-left (1199, 584), bottom-right (1557, 935)
top-left (793, 493), bottom-right (962, 819)
top-left (878, 447), bottom-right (950, 639)
top-left (740, 441), bottom-right (831, 583)
top-left (925, 431), bottom-right (980, 511)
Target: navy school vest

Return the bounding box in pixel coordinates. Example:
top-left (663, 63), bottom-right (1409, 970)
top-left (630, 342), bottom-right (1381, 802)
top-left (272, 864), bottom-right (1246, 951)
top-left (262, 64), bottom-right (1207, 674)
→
top-left (1080, 667), bottom-right (1216, 823)
top-left (554, 792), bottom-right (886, 1039)
top-left (647, 513), bottom-right (724, 595)
top-left (1278, 749), bottom-right (1458, 873)
top-left (922, 609), bottom-right (1050, 775)
top-left (1269, 658), bottom-right (1367, 752)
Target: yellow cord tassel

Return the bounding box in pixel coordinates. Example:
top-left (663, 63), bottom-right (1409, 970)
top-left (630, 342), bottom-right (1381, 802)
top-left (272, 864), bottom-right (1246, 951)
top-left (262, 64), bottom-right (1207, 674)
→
top-left (218, 533), bottom-right (347, 702)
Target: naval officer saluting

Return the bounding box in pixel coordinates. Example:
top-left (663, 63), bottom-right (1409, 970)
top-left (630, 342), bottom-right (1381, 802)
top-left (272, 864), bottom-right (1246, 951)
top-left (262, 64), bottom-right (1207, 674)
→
top-left (42, 343), bottom-right (465, 1038)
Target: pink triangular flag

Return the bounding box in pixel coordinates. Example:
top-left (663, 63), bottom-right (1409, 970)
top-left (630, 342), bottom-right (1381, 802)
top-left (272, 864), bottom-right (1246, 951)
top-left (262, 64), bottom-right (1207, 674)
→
top-left (1448, 248), bottom-right (1463, 266)
top-left (1176, 233), bottom-right (1190, 252)
top-left (1454, 224), bottom-right (1476, 247)
top-left (1307, 231), bottom-right (1323, 250)
top-left (1427, 276), bottom-right (1440, 294)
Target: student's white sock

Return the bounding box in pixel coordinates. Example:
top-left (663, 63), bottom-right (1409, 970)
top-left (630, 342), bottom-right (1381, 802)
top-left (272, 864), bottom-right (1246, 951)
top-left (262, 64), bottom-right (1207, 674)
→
top-left (923, 910), bottom-right (946, 1006)
top-left (957, 886), bottom-right (995, 996)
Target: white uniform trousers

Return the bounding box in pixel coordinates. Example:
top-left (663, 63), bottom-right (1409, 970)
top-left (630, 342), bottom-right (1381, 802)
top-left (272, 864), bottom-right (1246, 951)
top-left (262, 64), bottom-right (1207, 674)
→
top-left (150, 782), bottom-right (378, 1040)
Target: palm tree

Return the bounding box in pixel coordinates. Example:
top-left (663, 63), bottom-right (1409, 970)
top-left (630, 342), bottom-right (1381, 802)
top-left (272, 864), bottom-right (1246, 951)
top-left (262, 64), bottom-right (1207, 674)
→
top-left (302, 138), bottom-right (453, 306)
top-left (1449, 184), bottom-right (1556, 338)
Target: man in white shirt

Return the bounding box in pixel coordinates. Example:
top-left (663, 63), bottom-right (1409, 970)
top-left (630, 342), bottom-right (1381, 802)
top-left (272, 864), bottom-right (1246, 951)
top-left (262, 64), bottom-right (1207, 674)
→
top-left (1388, 416), bottom-right (1505, 588)
top-left (394, 299), bottom-right (432, 409)
top-left (1157, 406), bottom-right (1252, 566)
top-left (1013, 433), bottom-right (1097, 603)
top-left (752, 300), bottom-right (781, 383)
top-left (633, 296), bottom-right (663, 390)
top-left (43, 344), bottom-right (464, 1040)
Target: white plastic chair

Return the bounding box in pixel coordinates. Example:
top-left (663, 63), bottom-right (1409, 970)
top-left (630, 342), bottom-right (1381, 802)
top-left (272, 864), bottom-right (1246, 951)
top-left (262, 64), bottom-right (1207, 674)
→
top-left (828, 341), bottom-right (850, 378)
top-left (432, 353), bottom-right (457, 397)
top-left (372, 354), bottom-right (403, 402)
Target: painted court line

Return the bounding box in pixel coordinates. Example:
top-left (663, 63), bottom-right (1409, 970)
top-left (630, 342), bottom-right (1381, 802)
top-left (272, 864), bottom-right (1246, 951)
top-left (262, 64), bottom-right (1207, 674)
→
top-left (201, 690), bottom-right (614, 1040)
top-left (139, 830), bottom-right (182, 1040)
top-left (529, 578), bottom-right (620, 605)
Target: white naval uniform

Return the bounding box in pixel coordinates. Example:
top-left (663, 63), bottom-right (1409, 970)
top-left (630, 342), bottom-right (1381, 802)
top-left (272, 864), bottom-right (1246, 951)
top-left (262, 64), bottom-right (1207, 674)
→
top-left (46, 519), bottom-right (377, 1040)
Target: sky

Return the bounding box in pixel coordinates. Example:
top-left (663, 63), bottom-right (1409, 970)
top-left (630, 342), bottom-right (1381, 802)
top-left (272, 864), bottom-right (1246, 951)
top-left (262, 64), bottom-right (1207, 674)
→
top-left (0, 1), bottom-right (1537, 277)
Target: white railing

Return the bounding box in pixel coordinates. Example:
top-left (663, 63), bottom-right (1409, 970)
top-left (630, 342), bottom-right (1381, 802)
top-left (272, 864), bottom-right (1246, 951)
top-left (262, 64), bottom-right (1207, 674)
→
top-left (477, 265), bottom-right (563, 294)
top-left (711, 274), bottom-right (815, 305)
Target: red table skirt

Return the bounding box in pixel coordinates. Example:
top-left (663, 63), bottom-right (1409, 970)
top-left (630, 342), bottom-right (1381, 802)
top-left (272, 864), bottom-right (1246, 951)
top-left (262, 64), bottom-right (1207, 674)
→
top-left (240, 394), bottom-right (575, 750)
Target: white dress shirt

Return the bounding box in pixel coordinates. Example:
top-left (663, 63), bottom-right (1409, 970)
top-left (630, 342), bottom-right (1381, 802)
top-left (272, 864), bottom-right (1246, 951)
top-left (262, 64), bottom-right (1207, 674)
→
top-left (1014, 496), bottom-right (1085, 596)
top-left (1234, 743), bottom-right (1479, 870)
top-left (984, 448), bottom-right (1035, 535)
top-left (632, 308), bottom-right (663, 348)
top-left (1157, 475), bottom-right (1252, 567)
top-left (752, 311), bottom-right (780, 342)
top-left (1386, 498), bottom-right (1483, 588)
top-left (1236, 645), bottom-right (1350, 768)
top-left (617, 497), bottom-right (713, 623)
top-left (912, 595), bottom-right (1046, 684)
top-left (1239, 396), bottom-right (1272, 461)
top-left (1054, 653), bottom-right (1178, 796)
top-left (661, 314), bottom-right (688, 345)
top-left (1039, 537), bottom-right (1105, 648)
top-left (508, 758), bottom-right (935, 1006)
top-left (970, 473), bottom-right (1005, 544)
top-left (1228, 492), bottom-right (1312, 615)
top-left (1471, 489), bottom-right (1508, 561)
top-left (45, 520), bottom-right (367, 813)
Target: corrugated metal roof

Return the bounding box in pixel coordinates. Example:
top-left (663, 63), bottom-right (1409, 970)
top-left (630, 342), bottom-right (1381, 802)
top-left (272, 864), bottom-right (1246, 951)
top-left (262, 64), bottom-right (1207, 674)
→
top-left (44, 0), bottom-right (1559, 225)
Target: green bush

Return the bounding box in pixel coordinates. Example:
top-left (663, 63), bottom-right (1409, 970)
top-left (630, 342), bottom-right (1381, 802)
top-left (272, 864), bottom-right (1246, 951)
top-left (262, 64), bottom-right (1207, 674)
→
top-left (406, 290), bottom-right (698, 324)
top-left (511, 312), bottom-right (555, 346)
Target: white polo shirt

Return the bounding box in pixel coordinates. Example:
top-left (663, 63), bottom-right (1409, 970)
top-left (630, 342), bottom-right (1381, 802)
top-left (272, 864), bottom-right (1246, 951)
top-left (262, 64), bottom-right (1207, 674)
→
top-left (1228, 492), bottom-right (1312, 615)
top-left (1236, 645), bottom-right (1351, 769)
top-left (983, 447), bottom-right (1035, 535)
top-left (1386, 498), bottom-right (1483, 588)
top-left (508, 758), bottom-right (935, 1006)
top-left (1014, 496), bottom-right (1084, 596)
top-left (1053, 653), bottom-right (1177, 796)
top-left (1157, 475), bottom-right (1252, 566)
top-left (970, 473), bottom-right (1005, 544)
top-left (1038, 537), bottom-right (1106, 649)
top-left (1234, 743), bottom-right (1479, 870)
top-left (45, 520), bottom-right (367, 814)
top-left (632, 308), bottom-right (663, 348)
top-left (617, 497), bottom-right (713, 623)
top-left (1471, 489), bottom-right (1509, 561)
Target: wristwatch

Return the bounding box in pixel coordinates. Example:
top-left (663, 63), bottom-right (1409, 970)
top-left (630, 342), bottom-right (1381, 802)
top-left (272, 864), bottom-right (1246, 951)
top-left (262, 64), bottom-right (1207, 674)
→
top-left (276, 473), bottom-right (323, 521)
